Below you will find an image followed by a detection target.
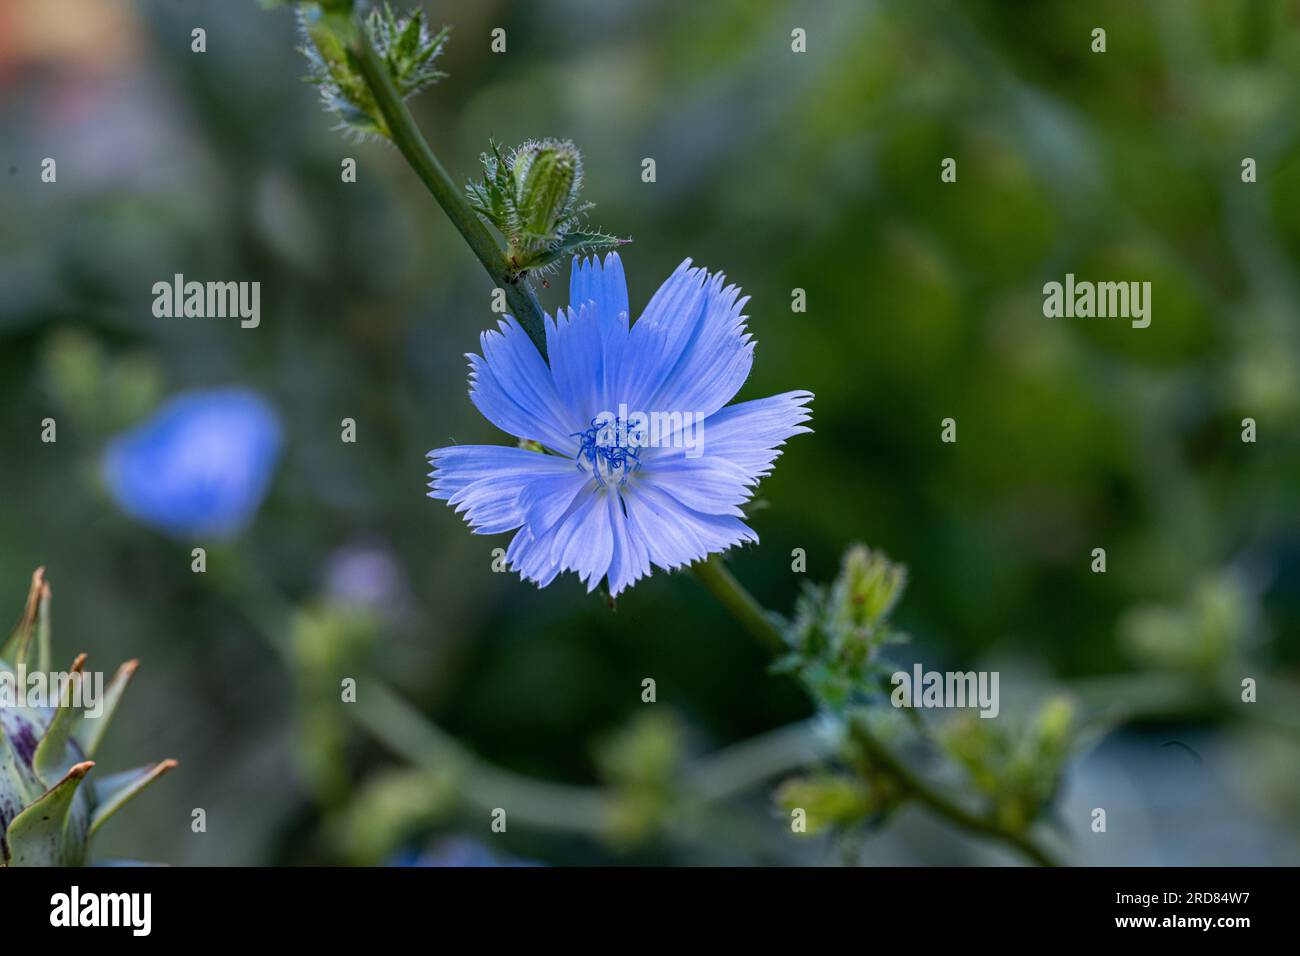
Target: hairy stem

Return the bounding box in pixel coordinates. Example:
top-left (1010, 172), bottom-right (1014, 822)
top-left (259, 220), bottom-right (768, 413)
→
top-left (224, 549), bottom-right (828, 843)
top-left (353, 679), bottom-right (832, 837)
top-left (354, 680), bottom-right (611, 834)
top-left (691, 551), bottom-right (1064, 866)
top-left (346, 27), bottom-right (550, 358)
top-left (1068, 670), bottom-right (1300, 742)
top-left (684, 718), bottom-right (833, 802)
top-left (849, 718), bottom-right (1062, 867)
top-left (690, 555), bottom-right (786, 652)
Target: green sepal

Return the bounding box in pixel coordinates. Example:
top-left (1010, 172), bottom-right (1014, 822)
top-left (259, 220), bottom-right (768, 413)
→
top-left (466, 139), bottom-right (631, 277)
top-left (74, 659), bottom-right (139, 759)
top-left (89, 760), bottom-right (178, 839)
top-left (32, 653), bottom-right (86, 785)
top-left (299, 3), bottom-right (447, 139)
top-left (4, 761), bottom-right (94, 866)
top-left (523, 231), bottom-right (632, 273)
top-left (0, 726), bottom-right (43, 810)
top-left (0, 568), bottom-right (48, 670)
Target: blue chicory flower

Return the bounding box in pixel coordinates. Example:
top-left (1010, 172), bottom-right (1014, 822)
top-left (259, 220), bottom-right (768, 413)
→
top-left (427, 253), bottom-right (813, 595)
top-left (101, 387), bottom-right (282, 540)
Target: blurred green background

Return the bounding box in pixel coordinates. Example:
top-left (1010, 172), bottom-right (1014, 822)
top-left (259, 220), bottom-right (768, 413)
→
top-left (1, 0), bottom-right (1297, 865)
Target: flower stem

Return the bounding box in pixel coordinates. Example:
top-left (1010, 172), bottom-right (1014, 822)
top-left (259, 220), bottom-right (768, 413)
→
top-left (690, 555), bottom-right (786, 652)
top-left (684, 717), bottom-right (834, 802)
top-left (691, 551), bottom-right (1063, 866)
top-left (354, 680), bottom-right (612, 835)
top-left (848, 718), bottom-right (1062, 867)
top-left (353, 678), bottom-right (833, 839)
top-left (346, 27), bottom-right (550, 358)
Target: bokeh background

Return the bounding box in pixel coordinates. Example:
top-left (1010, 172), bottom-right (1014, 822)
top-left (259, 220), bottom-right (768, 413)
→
top-left (1, 0), bottom-right (1297, 865)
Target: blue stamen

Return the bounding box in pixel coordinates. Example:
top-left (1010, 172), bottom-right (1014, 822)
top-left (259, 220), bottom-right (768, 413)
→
top-left (571, 416), bottom-right (644, 488)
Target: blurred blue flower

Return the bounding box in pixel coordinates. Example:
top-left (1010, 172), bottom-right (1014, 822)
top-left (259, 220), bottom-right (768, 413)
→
top-left (101, 388), bottom-right (282, 540)
top-left (390, 837), bottom-right (542, 868)
top-left (428, 253), bottom-right (813, 595)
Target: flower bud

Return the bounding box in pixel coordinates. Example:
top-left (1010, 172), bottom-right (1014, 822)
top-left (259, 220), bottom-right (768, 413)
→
top-left (1, 569), bottom-right (175, 865)
top-left (1034, 694), bottom-right (1076, 753)
top-left (517, 142), bottom-right (581, 239)
top-left (775, 774), bottom-right (874, 834)
top-left (830, 545), bottom-right (907, 639)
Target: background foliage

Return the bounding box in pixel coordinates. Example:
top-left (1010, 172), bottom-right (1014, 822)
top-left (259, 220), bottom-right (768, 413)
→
top-left (0, 0), bottom-right (1297, 864)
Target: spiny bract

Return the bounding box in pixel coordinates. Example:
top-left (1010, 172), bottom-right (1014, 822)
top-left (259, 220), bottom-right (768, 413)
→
top-left (0, 569), bottom-right (176, 866)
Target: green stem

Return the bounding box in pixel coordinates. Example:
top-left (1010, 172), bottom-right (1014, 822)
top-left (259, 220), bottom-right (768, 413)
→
top-left (1068, 671), bottom-right (1300, 742)
top-left (353, 679), bottom-right (830, 838)
top-left (219, 549), bottom-right (826, 842)
top-left (684, 718), bottom-right (833, 802)
top-left (354, 680), bottom-right (611, 834)
top-left (690, 555), bottom-right (785, 652)
top-left (849, 718), bottom-right (1061, 867)
top-left (692, 551), bottom-right (1063, 866)
top-left (346, 26), bottom-right (550, 358)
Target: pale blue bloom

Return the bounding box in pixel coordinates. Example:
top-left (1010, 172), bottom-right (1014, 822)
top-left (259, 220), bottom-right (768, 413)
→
top-left (427, 253), bottom-right (813, 596)
top-left (102, 388), bottom-right (282, 540)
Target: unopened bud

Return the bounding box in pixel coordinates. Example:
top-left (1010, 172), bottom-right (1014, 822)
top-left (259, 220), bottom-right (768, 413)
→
top-left (517, 143), bottom-right (580, 238)
top-left (831, 544), bottom-right (907, 639)
top-left (775, 774), bottom-right (874, 834)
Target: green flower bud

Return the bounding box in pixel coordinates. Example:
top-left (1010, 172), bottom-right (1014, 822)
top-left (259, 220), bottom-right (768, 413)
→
top-left (936, 713), bottom-right (1001, 796)
top-left (517, 144), bottom-right (580, 240)
top-left (292, 602), bottom-right (377, 808)
top-left (334, 768), bottom-right (457, 865)
top-left (829, 545), bottom-right (907, 649)
top-left (1034, 695), bottom-right (1076, 754)
top-left (775, 774), bottom-right (874, 835)
top-left (1, 569), bottom-right (175, 866)
top-left (595, 711), bottom-right (681, 792)
top-left (299, 3), bottom-right (448, 140)
top-left (595, 712), bottom-right (681, 847)
top-left (467, 138), bottom-right (629, 277)
top-left (1119, 573), bottom-right (1247, 675)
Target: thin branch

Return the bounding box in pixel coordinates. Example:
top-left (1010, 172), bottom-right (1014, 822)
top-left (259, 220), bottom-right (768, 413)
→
top-left (353, 680), bottom-right (832, 838)
top-left (693, 550), bottom-right (1063, 866)
top-left (346, 27), bottom-right (550, 358)
top-left (849, 718), bottom-right (1062, 867)
top-left (690, 555), bottom-right (786, 652)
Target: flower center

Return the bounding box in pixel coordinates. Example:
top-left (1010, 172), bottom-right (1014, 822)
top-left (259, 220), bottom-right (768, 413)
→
top-left (572, 416), bottom-right (645, 488)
